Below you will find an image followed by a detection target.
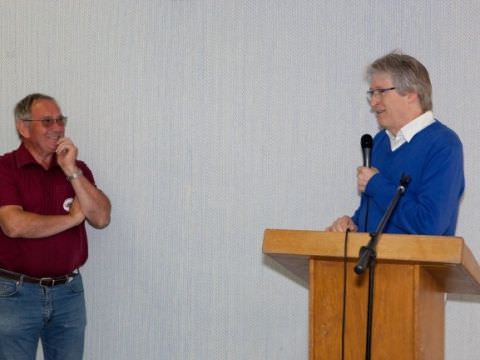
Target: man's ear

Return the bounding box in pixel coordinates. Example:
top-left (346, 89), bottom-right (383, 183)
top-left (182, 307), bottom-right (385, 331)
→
top-left (405, 90), bottom-right (419, 105)
top-left (16, 119), bottom-right (30, 139)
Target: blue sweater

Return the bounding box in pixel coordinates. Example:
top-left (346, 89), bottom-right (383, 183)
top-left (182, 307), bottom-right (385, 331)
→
top-left (352, 120), bottom-right (464, 235)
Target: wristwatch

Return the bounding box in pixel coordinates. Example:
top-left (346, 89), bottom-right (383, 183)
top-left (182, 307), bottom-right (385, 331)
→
top-left (66, 169), bottom-right (83, 181)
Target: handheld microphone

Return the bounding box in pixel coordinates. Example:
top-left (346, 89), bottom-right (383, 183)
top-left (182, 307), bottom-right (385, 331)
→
top-left (361, 134), bottom-right (373, 167)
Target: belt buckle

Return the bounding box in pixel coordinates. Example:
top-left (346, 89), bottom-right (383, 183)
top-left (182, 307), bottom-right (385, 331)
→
top-left (39, 277), bottom-right (55, 287)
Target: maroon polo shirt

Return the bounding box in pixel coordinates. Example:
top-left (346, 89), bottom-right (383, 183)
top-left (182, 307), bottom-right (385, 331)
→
top-left (0, 143), bottom-right (94, 277)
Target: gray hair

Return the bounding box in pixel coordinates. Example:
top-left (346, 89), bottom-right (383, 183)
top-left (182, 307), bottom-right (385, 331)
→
top-left (14, 93), bottom-right (58, 121)
top-left (366, 51), bottom-right (432, 111)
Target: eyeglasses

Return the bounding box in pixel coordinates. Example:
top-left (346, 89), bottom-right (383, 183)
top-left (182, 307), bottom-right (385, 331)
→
top-left (22, 115), bottom-right (68, 127)
top-left (366, 87), bottom-right (396, 101)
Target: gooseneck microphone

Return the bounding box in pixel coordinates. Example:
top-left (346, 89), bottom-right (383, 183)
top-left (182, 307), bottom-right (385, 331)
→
top-left (361, 134), bottom-right (373, 168)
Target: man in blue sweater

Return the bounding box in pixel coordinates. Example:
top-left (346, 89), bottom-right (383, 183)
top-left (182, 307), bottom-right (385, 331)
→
top-left (327, 52), bottom-right (464, 235)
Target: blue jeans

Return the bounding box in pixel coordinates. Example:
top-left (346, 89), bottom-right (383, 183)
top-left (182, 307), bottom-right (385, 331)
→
top-left (0, 273), bottom-right (86, 360)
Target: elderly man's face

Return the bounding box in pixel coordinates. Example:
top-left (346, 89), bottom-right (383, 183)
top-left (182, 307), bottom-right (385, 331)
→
top-left (21, 99), bottom-right (65, 157)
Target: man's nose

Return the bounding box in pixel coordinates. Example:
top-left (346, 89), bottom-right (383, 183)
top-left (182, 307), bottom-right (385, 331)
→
top-left (369, 95), bottom-right (380, 107)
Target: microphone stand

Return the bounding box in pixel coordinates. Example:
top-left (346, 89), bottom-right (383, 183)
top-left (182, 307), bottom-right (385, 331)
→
top-left (353, 174), bottom-right (411, 360)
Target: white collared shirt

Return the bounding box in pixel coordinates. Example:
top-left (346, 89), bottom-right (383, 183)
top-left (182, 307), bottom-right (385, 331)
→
top-left (386, 111), bottom-right (435, 151)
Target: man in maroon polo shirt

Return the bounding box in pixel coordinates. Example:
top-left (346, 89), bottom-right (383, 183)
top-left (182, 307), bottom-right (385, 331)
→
top-left (0, 93), bottom-right (111, 360)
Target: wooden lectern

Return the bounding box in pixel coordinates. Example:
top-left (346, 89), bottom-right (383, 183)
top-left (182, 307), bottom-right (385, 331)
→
top-left (263, 229), bottom-right (480, 360)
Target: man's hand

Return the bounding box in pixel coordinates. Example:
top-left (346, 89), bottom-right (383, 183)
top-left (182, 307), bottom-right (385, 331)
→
top-left (69, 197), bottom-right (86, 225)
top-left (56, 137), bottom-right (79, 175)
top-left (357, 166), bottom-right (379, 193)
top-left (325, 216), bottom-right (358, 232)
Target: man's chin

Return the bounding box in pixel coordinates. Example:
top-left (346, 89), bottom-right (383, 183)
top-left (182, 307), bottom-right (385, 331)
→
top-left (46, 143), bottom-right (58, 154)
top-left (375, 114), bottom-right (388, 126)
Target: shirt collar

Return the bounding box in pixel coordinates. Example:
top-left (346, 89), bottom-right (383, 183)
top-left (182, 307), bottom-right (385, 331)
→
top-left (386, 111), bottom-right (435, 150)
top-left (15, 143), bottom-right (59, 169)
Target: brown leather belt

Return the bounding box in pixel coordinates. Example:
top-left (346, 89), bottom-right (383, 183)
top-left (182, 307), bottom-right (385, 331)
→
top-left (0, 268), bottom-right (77, 287)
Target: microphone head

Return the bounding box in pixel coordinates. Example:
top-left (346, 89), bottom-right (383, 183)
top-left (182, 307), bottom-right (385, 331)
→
top-left (361, 134), bottom-right (373, 149)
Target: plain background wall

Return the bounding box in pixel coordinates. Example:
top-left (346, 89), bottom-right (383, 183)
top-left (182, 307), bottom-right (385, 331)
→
top-left (1, 1), bottom-right (480, 359)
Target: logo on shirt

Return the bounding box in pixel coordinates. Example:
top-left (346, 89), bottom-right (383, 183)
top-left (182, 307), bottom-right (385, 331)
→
top-left (63, 197), bottom-right (74, 212)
